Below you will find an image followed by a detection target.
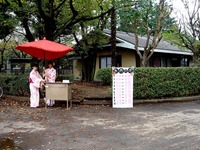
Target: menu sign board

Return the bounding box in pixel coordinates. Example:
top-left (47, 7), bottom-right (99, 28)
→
top-left (112, 67), bottom-right (134, 108)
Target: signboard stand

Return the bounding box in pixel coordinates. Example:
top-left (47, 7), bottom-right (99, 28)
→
top-left (112, 67), bottom-right (134, 108)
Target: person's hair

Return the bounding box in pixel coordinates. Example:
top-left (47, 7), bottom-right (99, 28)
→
top-left (31, 63), bottom-right (38, 68)
top-left (48, 61), bottom-right (53, 65)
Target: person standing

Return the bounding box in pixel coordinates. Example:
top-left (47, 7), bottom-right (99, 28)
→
top-left (44, 61), bottom-right (56, 106)
top-left (29, 64), bottom-right (44, 108)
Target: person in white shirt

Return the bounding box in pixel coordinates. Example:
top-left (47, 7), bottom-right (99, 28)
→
top-left (44, 61), bottom-right (56, 106)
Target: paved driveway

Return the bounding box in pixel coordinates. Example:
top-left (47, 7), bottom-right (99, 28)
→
top-left (1, 101), bottom-right (200, 150)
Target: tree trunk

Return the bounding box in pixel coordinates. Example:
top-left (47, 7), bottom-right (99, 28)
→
top-left (20, 63), bottom-right (25, 74)
top-left (82, 51), bottom-right (97, 82)
top-left (111, 5), bottom-right (117, 67)
top-left (190, 53), bottom-right (200, 66)
top-left (0, 51), bottom-right (4, 72)
top-left (139, 51), bottom-right (148, 67)
top-left (81, 54), bottom-right (85, 81)
top-left (140, 58), bottom-right (147, 67)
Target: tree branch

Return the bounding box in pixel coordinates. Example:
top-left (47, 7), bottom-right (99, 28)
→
top-left (133, 19), bottom-right (142, 59)
top-left (15, 0), bottom-right (34, 42)
top-left (69, 0), bottom-right (78, 16)
top-left (54, 0), bottom-right (67, 12)
top-left (144, 2), bottom-right (150, 51)
top-left (49, 0), bottom-right (54, 18)
top-left (37, 0), bottom-right (47, 21)
top-left (53, 7), bottom-right (112, 40)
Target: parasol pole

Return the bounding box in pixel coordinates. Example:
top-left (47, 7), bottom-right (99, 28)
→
top-left (43, 37), bottom-right (46, 71)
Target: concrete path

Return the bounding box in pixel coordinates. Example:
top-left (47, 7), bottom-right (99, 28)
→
top-left (1, 101), bottom-right (200, 150)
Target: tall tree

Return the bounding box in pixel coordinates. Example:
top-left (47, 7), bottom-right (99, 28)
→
top-left (73, 28), bottom-right (109, 81)
top-left (3, 0), bottom-right (112, 42)
top-left (0, 32), bottom-right (28, 73)
top-left (164, 0), bottom-right (200, 66)
top-left (118, 0), bottom-right (174, 67)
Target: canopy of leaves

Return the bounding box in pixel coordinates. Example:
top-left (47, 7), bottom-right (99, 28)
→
top-left (74, 29), bottom-right (109, 55)
top-left (0, 2), bottom-right (14, 39)
top-left (118, 0), bottom-right (175, 35)
top-left (2, 0), bottom-right (112, 41)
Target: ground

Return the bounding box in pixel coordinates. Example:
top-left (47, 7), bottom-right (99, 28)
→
top-left (71, 82), bottom-right (111, 100)
top-left (1, 97), bottom-right (200, 150)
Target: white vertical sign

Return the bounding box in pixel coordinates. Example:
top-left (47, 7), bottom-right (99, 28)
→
top-left (112, 67), bottom-right (134, 108)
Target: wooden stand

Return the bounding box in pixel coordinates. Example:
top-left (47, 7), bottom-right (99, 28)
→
top-left (45, 83), bottom-right (72, 109)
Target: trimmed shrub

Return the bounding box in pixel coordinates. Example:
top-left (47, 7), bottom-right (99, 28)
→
top-left (0, 74), bottom-right (29, 96)
top-left (134, 67), bottom-right (200, 99)
top-left (96, 67), bottom-right (200, 99)
top-left (0, 74), bottom-right (74, 96)
top-left (96, 68), bottom-right (112, 85)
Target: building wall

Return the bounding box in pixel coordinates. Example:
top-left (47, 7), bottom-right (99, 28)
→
top-left (73, 59), bottom-right (82, 80)
top-left (120, 50), bottom-right (136, 67)
top-left (94, 49), bottom-right (136, 78)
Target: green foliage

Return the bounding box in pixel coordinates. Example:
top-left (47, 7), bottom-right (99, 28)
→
top-left (2, 0), bottom-right (112, 41)
top-left (56, 74), bottom-right (74, 82)
top-left (96, 67), bottom-right (200, 99)
top-left (118, 0), bottom-right (175, 35)
top-left (134, 67), bottom-right (200, 99)
top-left (0, 74), bottom-right (29, 96)
top-left (96, 68), bottom-right (112, 85)
top-left (76, 29), bottom-right (109, 54)
top-left (0, 3), bottom-right (14, 39)
top-left (0, 74), bottom-right (74, 96)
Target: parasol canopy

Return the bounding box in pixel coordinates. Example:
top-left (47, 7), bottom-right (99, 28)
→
top-left (16, 37), bottom-right (73, 60)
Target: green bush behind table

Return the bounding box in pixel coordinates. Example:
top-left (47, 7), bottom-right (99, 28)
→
top-left (0, 74), bottom-right (74, 96)
top-left (96, 67), bottom-right (200, 99)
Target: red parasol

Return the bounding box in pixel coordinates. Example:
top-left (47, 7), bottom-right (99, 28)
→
top-left (16, 37), bottom-right (73, 60)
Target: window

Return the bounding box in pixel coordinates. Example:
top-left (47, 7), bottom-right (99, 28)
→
top-left (99, 55), bottom-right (122, 68)
top-left (149, 57), bottom-right (161, 67)
top-left (171, 57), bottom-right (180, 67)
top-left (181, 57), bottom-right (188, 67)
top-left (100, 56), bottom-right (112, 68)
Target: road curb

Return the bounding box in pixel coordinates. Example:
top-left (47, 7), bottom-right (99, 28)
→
top-left (134, 95), bottom-right (200, 104)
top-left (3, 95), bottom-right (200, 105)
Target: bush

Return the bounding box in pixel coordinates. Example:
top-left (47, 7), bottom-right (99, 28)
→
top-left (96, 68), bottom-right (112, 85)
top-left (96, 67), bottom-right (200, 99)
top-left (134, 67), bottom-right (200, 99)
top-left (56, 74), bottom-right (74, 82)
top-left (0, 74), bottom-right (29, 96)
top-left (0, 74), bottom-right (74, 96)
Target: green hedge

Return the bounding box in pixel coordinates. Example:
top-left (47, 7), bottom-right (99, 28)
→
top-left (0, 74), bottom-right (74, 96)
top-left (96, 68), bottom-right (112, 85)
top-left (96, 67), bottom-right (200, 99)
top-left (0, 74), bottom-right (29, 96)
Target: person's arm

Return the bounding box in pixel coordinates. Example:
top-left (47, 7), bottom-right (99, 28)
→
top-left (42, 67), bottom-right (46, 78)
top-left (44, 69), bottom-right (50, 81)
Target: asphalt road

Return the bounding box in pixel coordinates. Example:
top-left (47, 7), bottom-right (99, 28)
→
top-left (1, 101), bottom-right (200, 150)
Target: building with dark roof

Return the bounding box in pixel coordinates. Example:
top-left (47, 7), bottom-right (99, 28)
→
top-left (72, 30), bottom-right (193, 80)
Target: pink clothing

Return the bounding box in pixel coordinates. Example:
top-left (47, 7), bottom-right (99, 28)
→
top-left (45, 68), bottom-right (56, 82)
top-left (44, 67), bottom-right (56, 106)
top-left (29, 70), bottom-right (43, 107)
